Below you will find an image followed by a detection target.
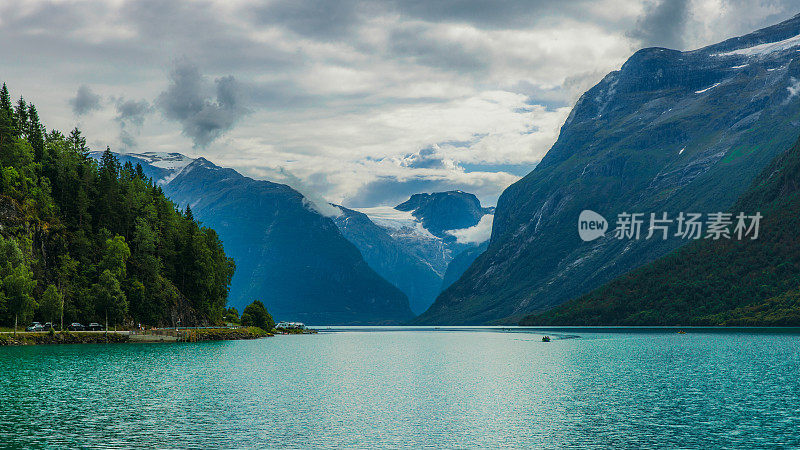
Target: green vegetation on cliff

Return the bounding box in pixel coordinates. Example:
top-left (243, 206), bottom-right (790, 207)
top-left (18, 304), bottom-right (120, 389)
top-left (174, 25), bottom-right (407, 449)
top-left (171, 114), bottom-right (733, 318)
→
top-left (0, 83), bottom-right (234, 329)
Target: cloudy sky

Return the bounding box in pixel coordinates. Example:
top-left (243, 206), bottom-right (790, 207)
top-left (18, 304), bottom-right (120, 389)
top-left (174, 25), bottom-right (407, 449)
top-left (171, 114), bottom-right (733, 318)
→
top-left (1, 0), bottom-right (797, 207)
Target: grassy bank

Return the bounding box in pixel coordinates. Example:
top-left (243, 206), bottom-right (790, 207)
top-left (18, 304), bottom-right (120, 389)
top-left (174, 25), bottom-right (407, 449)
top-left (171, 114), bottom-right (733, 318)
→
top-left (178, 327), bottom-right (273, 342)
top-left (0, 327), bottom-right (275, 346)
top-left (0, 325), bottom-right (321, 346)
top-left (0, 331), bottom-right (130, 346)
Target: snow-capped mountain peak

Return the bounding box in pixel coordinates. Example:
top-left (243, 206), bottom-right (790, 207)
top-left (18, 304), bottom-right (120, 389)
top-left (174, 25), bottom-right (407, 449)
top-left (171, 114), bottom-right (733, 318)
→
top-left (88, 151), bottom-right (197, 186)
top-left (125, 152), bottom-right (196, 172)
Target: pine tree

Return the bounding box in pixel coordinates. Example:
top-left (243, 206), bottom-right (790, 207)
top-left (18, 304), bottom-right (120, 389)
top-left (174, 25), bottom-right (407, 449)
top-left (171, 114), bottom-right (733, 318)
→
top-left (68, 127), bottom-right (88, 157)
top-left (0, 83), bottom-right (11, 113)
top-left (0, 84), bottom-right (13, 147)
top-left (27, 104), bottom-right (45, 162)
top-left (135, 163), bottom-right (146, 181)
top-left (99, 147), bottom-right (119, 177)
top-left (14, 97), bottom-right (28, 138)
top-left (122, 161), bottom-right (136, 181)
top-left (96, 148), bottom-right (122, 231)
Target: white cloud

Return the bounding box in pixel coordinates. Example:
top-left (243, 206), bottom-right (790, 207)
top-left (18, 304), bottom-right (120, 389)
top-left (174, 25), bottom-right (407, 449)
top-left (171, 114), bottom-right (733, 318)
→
top-left (276, 168), bottom-right (343, 218)
top-left (1, 0), bottom-right (795, 207)
top-left (446, 214), bottom-right (495, 244)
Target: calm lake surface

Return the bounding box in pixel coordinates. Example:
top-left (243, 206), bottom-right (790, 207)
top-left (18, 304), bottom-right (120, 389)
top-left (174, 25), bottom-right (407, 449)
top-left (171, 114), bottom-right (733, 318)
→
top-left (2, 327), bottom-right (800, 448)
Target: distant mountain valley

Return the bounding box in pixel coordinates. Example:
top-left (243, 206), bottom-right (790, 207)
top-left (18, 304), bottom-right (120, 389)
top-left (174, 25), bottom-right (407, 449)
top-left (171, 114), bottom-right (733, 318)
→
top-left (93, 151), bottom-right (493, 321)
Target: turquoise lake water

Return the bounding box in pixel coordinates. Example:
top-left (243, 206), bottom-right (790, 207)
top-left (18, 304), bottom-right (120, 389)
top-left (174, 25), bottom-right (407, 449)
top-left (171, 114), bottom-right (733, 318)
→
top-left (1, 327), bottom-right (800, 448)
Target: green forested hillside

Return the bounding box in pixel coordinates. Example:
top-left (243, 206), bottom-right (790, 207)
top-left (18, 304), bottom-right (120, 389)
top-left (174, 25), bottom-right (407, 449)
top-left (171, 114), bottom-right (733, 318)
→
top-left (522, 136), bottom-right (800, 326)
top-left (0, 83), bottom-right (234, 329)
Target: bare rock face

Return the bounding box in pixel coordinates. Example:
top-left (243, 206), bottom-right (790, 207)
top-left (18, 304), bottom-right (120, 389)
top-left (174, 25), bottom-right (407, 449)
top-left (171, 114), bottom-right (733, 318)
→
top-left (0, 195), bottom-right (22, 230)
top-left (168, 289), bottom-right (199, 327)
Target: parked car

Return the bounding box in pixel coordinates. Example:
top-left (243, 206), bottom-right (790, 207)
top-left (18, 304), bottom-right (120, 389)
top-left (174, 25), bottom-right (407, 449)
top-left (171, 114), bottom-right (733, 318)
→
top-left (25, 322), bottom-right (44, 332)
top-left (87, 323), bottom-right (104, 331)
top-left (67, 322), bottom-right (85, 331)
top-left (43, 322), bottom-right (57, 331)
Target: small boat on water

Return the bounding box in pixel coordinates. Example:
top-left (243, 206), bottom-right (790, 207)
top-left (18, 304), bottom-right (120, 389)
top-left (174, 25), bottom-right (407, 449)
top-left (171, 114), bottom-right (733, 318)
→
top-left (677, 330), bottom-right (687, 334)
top-left (542, 336), bottom-right (551, 342)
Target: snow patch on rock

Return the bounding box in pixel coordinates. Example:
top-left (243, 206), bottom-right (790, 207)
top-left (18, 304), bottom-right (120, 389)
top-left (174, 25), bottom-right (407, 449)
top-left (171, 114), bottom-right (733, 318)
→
top-left (714, 33), bottom-right (800, 58)
top-left (695, 82), bottom-right (721, 94)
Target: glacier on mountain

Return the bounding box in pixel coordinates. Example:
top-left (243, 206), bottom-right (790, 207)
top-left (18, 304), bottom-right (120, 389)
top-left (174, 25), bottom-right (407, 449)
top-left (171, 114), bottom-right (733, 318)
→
top-left (714, 32), bottom-right (800, 57)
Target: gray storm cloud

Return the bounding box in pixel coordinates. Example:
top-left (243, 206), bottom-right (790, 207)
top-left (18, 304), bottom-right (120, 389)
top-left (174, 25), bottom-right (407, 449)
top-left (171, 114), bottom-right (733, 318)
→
top-left (156, 59), bottom-right (249, 148)
top-left (69, 85), bottom-right (102, 116)
top-left (115, 98), bottom-right (152, 128)
top-left (628, 0), bottom-right (691, 50)
top-left (114, 98), bottom-right (152, 149)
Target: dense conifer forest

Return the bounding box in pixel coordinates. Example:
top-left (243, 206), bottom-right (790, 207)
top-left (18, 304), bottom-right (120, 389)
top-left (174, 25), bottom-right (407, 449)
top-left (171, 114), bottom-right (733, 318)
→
top-left (0, 83), bottom-right (235, 329)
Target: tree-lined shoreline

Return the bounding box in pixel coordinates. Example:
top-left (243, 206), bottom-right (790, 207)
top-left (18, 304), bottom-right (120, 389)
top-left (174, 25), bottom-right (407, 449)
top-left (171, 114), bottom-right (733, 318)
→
top-left (0, 82), bottom-right (235, 331)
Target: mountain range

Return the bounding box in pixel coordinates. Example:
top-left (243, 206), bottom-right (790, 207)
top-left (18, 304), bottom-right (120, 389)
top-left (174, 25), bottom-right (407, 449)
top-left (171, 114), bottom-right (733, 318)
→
top-left (95, 152), bottom-right (493, 322)
top-left (415, 13), bottom-right (800, 324)
top-left (91, 152), bottom-right (413, 324)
